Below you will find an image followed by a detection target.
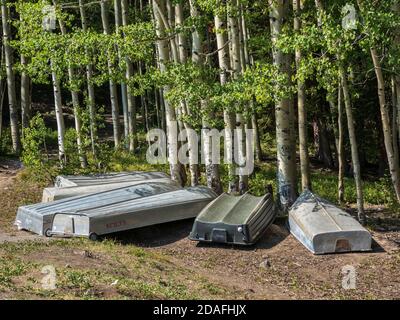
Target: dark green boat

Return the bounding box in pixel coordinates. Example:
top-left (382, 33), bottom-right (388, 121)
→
top-left (189, 192), bottom-right (276, 245)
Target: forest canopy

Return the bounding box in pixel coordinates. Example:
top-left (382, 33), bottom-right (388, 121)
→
top-left (0, 0), bottom-right (400, 222)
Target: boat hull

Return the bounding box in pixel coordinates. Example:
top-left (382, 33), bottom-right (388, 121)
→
top-left (288, 190), bottom-right (372, 254)
top-left (189, 192), bottom-right (276, 245)
top-left (16, 182), bottom-right (217, 239)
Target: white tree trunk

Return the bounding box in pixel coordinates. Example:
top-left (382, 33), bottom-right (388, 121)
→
top-left (79, 0), bottom-right (97, 157)
top-left (340, 65), bottom-right (365, 222)
top-left (1, 1), bottom-right (20, 154)
top-left (153, 0), bottom-right (185, 186)
top-left (294, 0), bottom-right (311, 192)
top-left (50, 60), bottom-right (66, 165)
top-left (101, 0), bottom-right (121, 149)
top-left (215, 13), bottom-right (237, 193)
top-left (121, 0), bottom-right (138, 152)
top-left (55, 4), bottom-right (88, 168)
top-left (269, 0), bottom-right (298, 210)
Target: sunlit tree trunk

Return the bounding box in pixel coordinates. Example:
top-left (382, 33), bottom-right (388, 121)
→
top-left (56, 2), bottom-right (87, 168)
top-left (121, 0), bottom-right (138, 152)
top-left (215, 10), bottom-right (237, 193)
top-left (337, 82), bottom-right (345, 204)
top-left (20, 56), bottom-right (31, 130)
top-left (340, 65), bottom-right (365, 223)
top-left (228, 0), bottom-right (247, 193)
top-left (294, 0), bottom-right (311, 191)
top-left (357, 1), bottom-right (400, 204)
top-left (153, 0), bottom-right (186, 186)
top-left (369, 48), bottom-right (400, 204)
top-left (1, 1), bottom-right (21, 154)
top-left (101, 0), bottom-right (121, 149)
top-left (114, 0), bottom-right (129, 147)
top-left (392, 77), bottom-right (399, 174)
top-left (79, 0), bottom-right (97, 157)
top-left (50, 60), bottom-right (66, 165)
top-left (0, 44), bottom-right (4, 140)
top-left (269, 0), bottom-right (297, 211)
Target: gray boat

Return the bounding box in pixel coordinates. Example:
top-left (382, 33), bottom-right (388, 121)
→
top-left (16, 182), bottom-right (217, 240)
top-left (288, 190), bottom-right (372, 254)
top-left (55, 171), bottom-right (169, 188)
top-left (43, 171), bottom-right (172, 202)
top-left (189, 192), bottom-right (276, 245)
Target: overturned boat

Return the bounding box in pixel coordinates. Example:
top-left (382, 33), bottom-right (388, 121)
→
top-left (16, 182), bottom-right (217, 240)
top-left (43, 171), bottom-right (172, 202)
top-left (54, 171), bottom-right (169, 188)
top-left (189, 192), bottom-right (276, 245)
top-left (288, 190), bottom-right (372, 254)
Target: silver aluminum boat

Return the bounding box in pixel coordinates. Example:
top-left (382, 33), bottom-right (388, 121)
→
top-left (288, 190), bottom-right (372, 254)
top-left (43, 171), bottom-right (172, 202)
top-left (55, 171), bottom-right (169, 188)
top-left (16, 182), bottom-right (217, 240)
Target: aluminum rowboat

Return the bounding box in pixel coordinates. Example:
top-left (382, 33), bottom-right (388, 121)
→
top-left (16, 182), bottom-right (217, 239)
top-left (55, 171), bottom-right (169, 188)
top-left (288, 190), bottom-right (372, 254)
top-left (189, 192), bottom-right (276, 245)
top-left (42, 178), bottom-right (175, 203)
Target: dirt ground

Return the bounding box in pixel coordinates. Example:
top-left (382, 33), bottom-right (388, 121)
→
top-left (0, 159), bottom-right (399, 300)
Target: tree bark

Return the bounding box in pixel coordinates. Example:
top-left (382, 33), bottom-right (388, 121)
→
top-left (228, 0), bottom-right (247, 194)
top-left (114, 0), bottom-right (129, 147)
top-left (101, 0), bottom-right (121, 149)
top-left (79, 0), bottom-right (97, 157)
top-left (340, 65), bottom-right (365, 223)
top-left (50, 60), bottom-right (66, 165)
top-left (337, 82), bottom-right (345, 203)
top-left (1, 1), bottom-right (21, 154)
top-left (20, 55), bottom-right (31, 130)
top-left (153, 0), bottom-right (185, 186)
top-left (215, 10), bottom-right (237, 193)
top-left (369, 48), bottom-right (400, 203)
top-left (294, 0), bottom-right (311, 191)
top-left (269, 0), bottom-right (298, 211)
top-left (56, 2), bottom-right (87, 168)
top-left (121, 0), bottom-right (138, 152)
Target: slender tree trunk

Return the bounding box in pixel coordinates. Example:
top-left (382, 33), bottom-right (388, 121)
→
top-left (79, 0), bottom-right (97, 157)
top-left (50, 60), bottom-right (66, 165)
top-left (294, 0), bottom-right (311, 191)
top-left (228, 0), bottom-right (247, 194)
top-left (392, 77), bottom-right (399, 173)
top-left (269, 0), bottom-right (297, 211)
top-left (55, 3), bottom-right (87, 168)
top-left (121, 0), bottom-right (138, 152)
top-left (215, 11), bottom-right (237, 193)
top-left (340, 65), bottom-right (365, 223)
top-left (369, 48), bottom-right (400, 203)
top-left (20, 55), bottom-right (31, 130)
top-left (0, 43), bottom-right (5, 140)
top-left (357, 0), bottom-right (400, 204)
top-left (153, 0), bottom-right (185, 186)
top-left (101, 0), bottom-right (121, 149)
top-left (114, 0), bottom-right (129, 147)
top-left (1, 1), bottom-right (20, 154)
top-left (337, 82), bottom-right (345, 203)
top-left (179, 0), bottom-right (200, 187)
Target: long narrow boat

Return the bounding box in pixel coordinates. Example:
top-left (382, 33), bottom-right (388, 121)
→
top-left (55, 171), bottom-right (169, 188)
top-left (16, 182), bottom-right (217, 240)
top-left (189, 192), bottom-right (276, 245)
top-left (288, 190), bottom-right (372, 254)
top-left (42, 171), bottom-right (172, 202)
